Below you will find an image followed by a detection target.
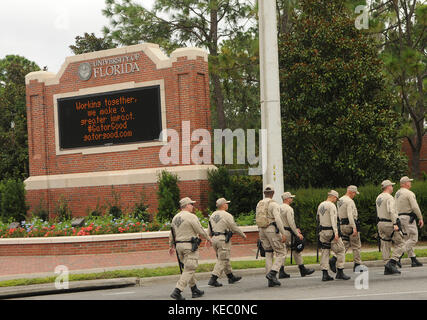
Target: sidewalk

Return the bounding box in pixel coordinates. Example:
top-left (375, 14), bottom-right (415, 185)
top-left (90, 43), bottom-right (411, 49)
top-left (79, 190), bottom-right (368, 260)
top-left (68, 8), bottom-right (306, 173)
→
top-left (1, 242), bottom-right (426, 282)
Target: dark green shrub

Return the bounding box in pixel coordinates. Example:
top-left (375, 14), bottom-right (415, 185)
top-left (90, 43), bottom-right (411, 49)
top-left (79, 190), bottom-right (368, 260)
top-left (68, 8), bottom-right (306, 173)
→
top-left (31, 199), bottom-right (49, 221)
top-left (0, 179), bottom-right (28, 223)
top-left (207, 167), bottom-right (232, 211)
top-left (54, 195), bottom-right (72, 222)
top-left (156, 170), bottom-right (180, 222)
top-left (106, 189), bottom-right (123, 219)
top-left (131, 192), bottom-right (151, 222)
top-left (208, 167), bottom-right (262, 218)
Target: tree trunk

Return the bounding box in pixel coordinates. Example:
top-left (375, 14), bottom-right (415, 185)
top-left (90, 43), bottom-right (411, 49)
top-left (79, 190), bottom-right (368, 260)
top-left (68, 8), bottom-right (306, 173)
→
top-left (411, 145), bottom-right (421, 179)
top-left (211, 71), bottom-right (226, 129)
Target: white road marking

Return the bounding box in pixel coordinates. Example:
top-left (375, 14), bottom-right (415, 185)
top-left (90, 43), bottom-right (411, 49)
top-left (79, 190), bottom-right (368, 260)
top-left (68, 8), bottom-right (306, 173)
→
top-left (103, 291), bottom-right (135, 296)
top-left (303, 289), bottom-right (427, 300)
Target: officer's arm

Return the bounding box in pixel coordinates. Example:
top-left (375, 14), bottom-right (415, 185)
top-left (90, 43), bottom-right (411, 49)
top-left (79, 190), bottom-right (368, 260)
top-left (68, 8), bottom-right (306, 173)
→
top-left (330, 206), bottom-right (338, 235)
top-left (272, 204), bottom-right (287, 236)
top-left (226, 214), bottom-right (246, 238)
top-left (287, 209), bottom-right (299, 235)
top-left (192, 217), bottom-right (211, 241)
top-left (347, 201), bottom-right (356, 229)
top-left (387, 197), bottom-right (398, 224)
top-left (409, 193), bottom-right (423, 220)
top-left (169, 231), bottom-right (174, 249)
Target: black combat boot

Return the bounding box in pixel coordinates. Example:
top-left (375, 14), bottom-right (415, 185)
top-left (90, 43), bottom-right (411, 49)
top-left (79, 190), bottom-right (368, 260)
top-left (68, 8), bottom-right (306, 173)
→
top-left (322, 270), bottom-right (334, 281)
top-left (208, 274), bottom-right (223, 287)
top-left (353, 263), bottom-right (361, 272)
top-left (411, 257), bottom-right (423, 267)
top-left (397, 253), bottom-right (404, 268)
top-left (226, 273), bottom-right (242, 284)
top-left (170, 288), bottom-right (185, 300)
top-left (190, 285), bottom-right (204, 298)
top-left (266, 270), bottom-right (281, 287)
top-left (335, 268), bottom-right (351, 280)
top-left (384, 259), bottom-right (401, 275)
top-left (278, 266), bottom-right (290, 279)
top-left (329, 256), bottom-right (337, 273)
top-left (298, 264), bottom-right (315, 277)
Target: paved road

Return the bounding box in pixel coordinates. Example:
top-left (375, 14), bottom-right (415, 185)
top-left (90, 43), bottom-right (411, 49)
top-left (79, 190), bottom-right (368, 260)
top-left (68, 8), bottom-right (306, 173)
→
top-left (11, 265), bottom-right (427, 300)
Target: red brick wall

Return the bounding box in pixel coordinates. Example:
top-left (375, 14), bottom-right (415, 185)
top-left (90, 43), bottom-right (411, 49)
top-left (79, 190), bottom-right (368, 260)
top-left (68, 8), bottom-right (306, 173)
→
top-left (401, 135), bottom-right (427, 175)
top-left (25, 47), bottom-right (212, 217)
top-left (0, 231), bottom-right (258, 256)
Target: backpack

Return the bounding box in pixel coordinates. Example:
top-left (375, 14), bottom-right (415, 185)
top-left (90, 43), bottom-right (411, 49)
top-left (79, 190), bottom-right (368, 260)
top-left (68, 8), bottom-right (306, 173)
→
top-left (256, 199), bottom-right (273, 228)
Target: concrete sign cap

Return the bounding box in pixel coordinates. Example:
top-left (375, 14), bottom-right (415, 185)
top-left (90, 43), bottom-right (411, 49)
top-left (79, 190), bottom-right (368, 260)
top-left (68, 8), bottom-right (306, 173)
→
top-left (216, 198), bottom-right (231, 207)
top-left (281, 192), bottom-right (296, 200)
top-left (328, 190), bottom-right (339, 198)
top-left (381, 180), bottom-right (395, 188)
top-left (400, 176), bottom-right (414, 183)
top-left (180, 197), bottom-right (196, 207)
top-left (347, 185), bottom-right (360, 194)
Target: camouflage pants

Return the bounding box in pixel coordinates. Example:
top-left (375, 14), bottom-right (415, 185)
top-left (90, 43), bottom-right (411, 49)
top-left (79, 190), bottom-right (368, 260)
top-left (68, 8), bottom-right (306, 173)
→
top-left (175, 244), bottom-right (198, 291)
top-left (399, 215), bottom-right (418, 258)
top-left (378, 222), bottom-right (405, 264)
top-left (212, 237), bottom-right (232, 277)
top-left (259, 227), bottom-right (286, 273)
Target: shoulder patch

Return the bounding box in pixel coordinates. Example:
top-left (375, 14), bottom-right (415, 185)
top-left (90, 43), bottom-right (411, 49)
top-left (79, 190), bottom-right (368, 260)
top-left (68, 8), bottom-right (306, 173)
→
top-left (376, 197), bottom-right (383, 208)
top-left (337, 199), bottom-right (344, 208)
top-left (212, 214), bottom-right (221, 223)
top-left (174, 216), bottom-right (184, 228)
top-left (319, 205), bottom-right (327, 216)
top-left (395, 191), bottom-right (401, 199)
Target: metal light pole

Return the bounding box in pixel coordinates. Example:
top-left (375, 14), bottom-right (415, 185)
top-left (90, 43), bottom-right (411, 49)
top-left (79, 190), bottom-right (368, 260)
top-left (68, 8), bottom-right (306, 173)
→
top-left (259, 0), bottom-right (284, 202)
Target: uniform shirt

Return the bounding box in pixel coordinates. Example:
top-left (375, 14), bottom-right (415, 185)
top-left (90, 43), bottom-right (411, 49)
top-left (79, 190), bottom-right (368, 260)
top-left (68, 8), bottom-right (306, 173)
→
top-left (395, 188), bottom-right (422, 220)
top-left (376, 192), bottom-right (398, 223)
top-left (279, 203), bottom-right (299, 235)
top-left (169, 210), bottom-right (210, 248)
top-left (207, 210), bottom-right (246, 239)
top-left (259, 198), bottom-right (287, 236)
top-left (317, 200), bottom-right (338, 234)
top-left (337, 195), bottom-right (358, 229)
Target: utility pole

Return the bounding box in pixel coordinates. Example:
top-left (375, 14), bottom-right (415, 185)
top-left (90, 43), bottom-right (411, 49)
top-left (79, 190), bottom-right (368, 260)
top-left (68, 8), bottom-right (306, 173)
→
top-left (259, 0), bottom-right (284, 202)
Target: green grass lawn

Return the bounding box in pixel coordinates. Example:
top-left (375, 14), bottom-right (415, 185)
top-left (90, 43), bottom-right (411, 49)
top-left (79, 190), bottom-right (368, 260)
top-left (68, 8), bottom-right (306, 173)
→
top-left (1, 249), bottom-right (426, 288)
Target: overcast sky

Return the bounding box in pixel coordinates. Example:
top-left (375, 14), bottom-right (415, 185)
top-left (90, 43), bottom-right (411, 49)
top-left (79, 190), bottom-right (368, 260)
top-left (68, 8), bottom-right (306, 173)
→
top-left (0, 0), bottom-right (154, 73)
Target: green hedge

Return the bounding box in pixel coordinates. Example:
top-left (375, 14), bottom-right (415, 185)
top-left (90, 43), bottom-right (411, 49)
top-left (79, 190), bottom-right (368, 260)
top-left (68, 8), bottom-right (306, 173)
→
top-left (207, 168), bottom-right (427, 244)
top-left (290, 182), bottom-right (427, 244)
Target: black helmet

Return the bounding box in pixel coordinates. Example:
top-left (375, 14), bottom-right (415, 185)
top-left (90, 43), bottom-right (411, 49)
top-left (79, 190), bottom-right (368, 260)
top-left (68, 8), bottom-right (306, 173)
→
top-left (292, 237), bottom-right (305, 253)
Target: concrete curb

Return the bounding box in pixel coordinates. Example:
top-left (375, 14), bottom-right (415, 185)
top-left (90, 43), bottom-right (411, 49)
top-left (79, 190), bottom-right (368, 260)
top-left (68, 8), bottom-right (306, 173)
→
top-left (140, 257), bottom-right (427, 285)
top-left (0, 277), bottom-right (139, 299)
top-left (2, 257), bottom-right (427, 298)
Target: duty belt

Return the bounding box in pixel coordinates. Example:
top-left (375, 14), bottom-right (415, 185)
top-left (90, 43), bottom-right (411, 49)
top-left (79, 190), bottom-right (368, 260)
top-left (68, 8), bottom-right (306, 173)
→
top-left (174, 240), bottom-right (193, 243)
top-left (398, 212), bottom-right (413, 216)
top-left (319, 225), bottom-right (333, 231)
top-left (377, 218), bottom-right (392, 223)
top-left (211, 232), bottom-right (227, 236)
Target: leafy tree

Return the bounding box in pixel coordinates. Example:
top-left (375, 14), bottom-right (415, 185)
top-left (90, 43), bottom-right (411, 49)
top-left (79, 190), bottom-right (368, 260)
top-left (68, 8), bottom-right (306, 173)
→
top-left (0, 55), bottom-right (40, 180)
top-left (0, 179), bottom-right (28, 223)
top-left (102, 0), bottom-right (254, 129)
top-left (366, 0), bottom-right (426, 178)
top-left (278, 0), bottom-right (408, 188)
top-left (69, 32), bottom-right (116, 55)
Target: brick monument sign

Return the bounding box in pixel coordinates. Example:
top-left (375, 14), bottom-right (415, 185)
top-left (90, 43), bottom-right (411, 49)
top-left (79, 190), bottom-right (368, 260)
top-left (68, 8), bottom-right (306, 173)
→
top-left (24, 43), bottom-right (215, 217)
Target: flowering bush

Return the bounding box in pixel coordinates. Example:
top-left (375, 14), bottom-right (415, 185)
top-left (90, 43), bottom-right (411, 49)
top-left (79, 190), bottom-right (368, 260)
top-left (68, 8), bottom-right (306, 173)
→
top-left (0, 214), bottom-right (171, 238)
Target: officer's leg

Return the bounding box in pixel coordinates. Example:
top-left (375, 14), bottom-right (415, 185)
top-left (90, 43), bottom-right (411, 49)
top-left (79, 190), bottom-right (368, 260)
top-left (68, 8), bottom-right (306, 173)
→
top-left (266, 234), bottom-right (285, 286)
top-left (403, 218), bottom-right (421, 266)
top-left (177, 249), bottom-right (199, 291)
top-left (379, 224), bottom-right (391, 264)
top-left (332, 238), bottom-right (350, 280)
top-left (350, 232), bottom-right (362, 265)
top-left (212, 240), bottom-right (223, 277)
top-left (260, 229), bottom-right (273, 274)
top-left (279, 231), bottom-right (291, 279)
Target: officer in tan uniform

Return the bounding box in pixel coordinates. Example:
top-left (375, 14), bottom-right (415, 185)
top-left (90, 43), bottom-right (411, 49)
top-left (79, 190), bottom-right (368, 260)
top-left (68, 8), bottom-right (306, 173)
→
top-left (330, 185), bottom-right (362, 273)
top-left (257, 185), bottom-right (287, 287)
top-left (207, 198), bottom-right (247, 287)
top-left (169, 197), bottom-right (212, 300)
top-left (317, 190), bottom-right (350, 281)
top-left (395, 176), bottom-right (424, 267)
top-left (376, 180), bottom-right (405, 275)
top-left (278, 192), bottom-right (315, 278)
